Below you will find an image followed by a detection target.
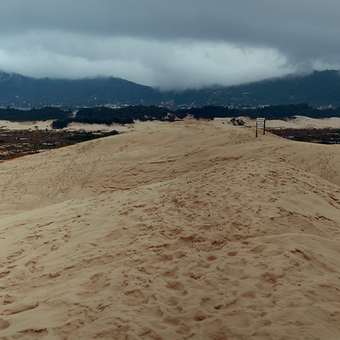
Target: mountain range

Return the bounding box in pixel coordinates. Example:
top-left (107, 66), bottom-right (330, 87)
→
top-left (0, 69), bottom-right (340, 109)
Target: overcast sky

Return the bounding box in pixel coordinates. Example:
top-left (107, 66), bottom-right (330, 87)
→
top-left (0, 0), bottom-right (339, 89)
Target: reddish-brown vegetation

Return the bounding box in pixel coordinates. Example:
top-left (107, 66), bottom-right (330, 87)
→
top-left (0, 129), bottom-right (118, 161)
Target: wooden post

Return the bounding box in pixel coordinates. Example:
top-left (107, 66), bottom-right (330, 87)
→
top-left (263, 119), bottom-right (266, 135)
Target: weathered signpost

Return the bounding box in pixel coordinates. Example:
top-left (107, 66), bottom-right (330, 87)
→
top-left (256, 118), bottom-right (266, 137)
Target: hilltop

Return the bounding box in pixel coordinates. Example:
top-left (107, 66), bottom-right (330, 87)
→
top-left (1, 121), bottom-right (340, 339)
top-left (1, 69), bottom-right (340, 108)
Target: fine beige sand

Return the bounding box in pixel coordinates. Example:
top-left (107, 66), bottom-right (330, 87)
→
top-left (213, 115), bottom-right (340, 129)
top-left (2, 114), bottom-right (340, 132)
top-left (0, 119), bottom-right (166, 132)
top-left (1, 120), bottom-right (340, 339)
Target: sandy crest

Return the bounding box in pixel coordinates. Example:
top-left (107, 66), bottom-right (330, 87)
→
top-left (2, 114), bottom-right (340, 132)
top-left (0, 119), bottom-right (166, 132)
top-left (213, 115), bottom-right (340, 129)
top-left (1, 121), bottom-right (340, 339)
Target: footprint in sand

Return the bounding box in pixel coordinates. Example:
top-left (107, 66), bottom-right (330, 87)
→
top-left (0, 270), bottom-right (11, 278)
top-left (4, 294), bottom-right (16, 305)
top-left (3, 302), bottom-right (39, 316)
top-left (0, 319), bottom-right (10, 330)
top-left (7, 249), bottom-right (25, 262)
top-left (124, 288), bottom-right (149, 306)
top-left (19, 329), bottom-right (48, 338)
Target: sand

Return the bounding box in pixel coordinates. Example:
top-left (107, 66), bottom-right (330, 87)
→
top-left (213, 115), bottom-right (340, 129)
top-left (0, 119), bottom-right (166, 133)
top-left (2, 114), bottom-right (340, 132)
top-left (1, 120), bottom-right (340, 339)
top-left (0, 120), bottom-right (55, 131)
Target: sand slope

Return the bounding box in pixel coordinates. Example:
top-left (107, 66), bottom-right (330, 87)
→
top-left (1, 121), bottom-right (340, 339)
top-left (213, 115), bottom-right (340, 129)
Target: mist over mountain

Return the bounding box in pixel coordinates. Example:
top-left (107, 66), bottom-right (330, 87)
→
top-left (0, 72), bottom-right (158, 108)
top-left (0, 70), bottom-right (340, 109)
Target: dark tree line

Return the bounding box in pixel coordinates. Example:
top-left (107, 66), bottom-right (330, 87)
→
top-left (0, 106), bottom-right (70, 122)
top-left (1, 104), bottom-right (340, 130)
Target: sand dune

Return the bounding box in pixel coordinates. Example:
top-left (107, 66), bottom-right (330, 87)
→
top-left (0, 119), bottom-right (165, 133)
top-left (3, 113), bottom-right (340, 133)
top-left (213, 115), bottom-right (340, 129)
top-left (1, 120), bottom-right (340, 339)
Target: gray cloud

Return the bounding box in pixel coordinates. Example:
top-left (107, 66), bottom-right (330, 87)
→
top-left (0, 1), bottom-right (339, 89)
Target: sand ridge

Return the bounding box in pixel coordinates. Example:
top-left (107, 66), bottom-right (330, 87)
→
top-left (213, 115), bottom-right (340, 129)
top-left (1, 120), bottom-right (340, 339)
